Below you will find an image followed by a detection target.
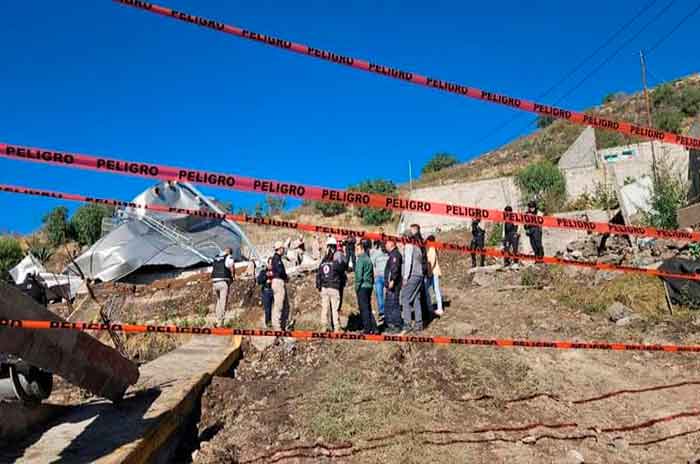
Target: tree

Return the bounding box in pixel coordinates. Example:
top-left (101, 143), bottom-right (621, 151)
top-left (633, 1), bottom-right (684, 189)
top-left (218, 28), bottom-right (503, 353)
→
top-left (70, 204), bottom-right (114, 246)
top-left (421, 153), bottom-right (458, 176)
top-left (265, 195), bottom-right (286, 215)
top-left (26, 237), bottom-right (54, 264)
top-left (43, 206), bottom-right (70, 247)
top-left (536, 115), bottom-right (555, 129)
top-left (0, 236), bottom-right (23, 282)
top-left (314, 201), bottom-right (347, 217)
top-left (349, 179), bottom-right (397, 225)
top-left (514, 161), bottom-right (567, 213)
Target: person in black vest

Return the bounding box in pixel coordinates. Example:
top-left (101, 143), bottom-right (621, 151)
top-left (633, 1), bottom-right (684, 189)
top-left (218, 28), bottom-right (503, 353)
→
top-left (256, 258), bottom-right (274, 329)
top-left (524, 201), bottom-right (544, 260)
top-left (345, 235), bottom-right (357, 271)
top-left (270, 241), bottom-right (289, 330)
top-left (383, 238), bottom-right (403, 333)
top-left (316, 237), bottom-right (345, 331)
top-left (211, 248), bottom-right (235, 327)
top-left (503, 206), bottom-right (520, 268)
top-left (410, 224), bottom-right (432, 316)
top-left (470, 219), bottom-right (486, 267)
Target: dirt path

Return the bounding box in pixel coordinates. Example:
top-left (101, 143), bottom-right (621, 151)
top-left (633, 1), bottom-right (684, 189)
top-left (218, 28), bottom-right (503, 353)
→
top-left (188, 264), bottom-right (700, 463)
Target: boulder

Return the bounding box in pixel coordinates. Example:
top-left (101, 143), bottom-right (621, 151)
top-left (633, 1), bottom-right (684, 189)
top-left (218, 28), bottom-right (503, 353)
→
top-left (607, 302), bottom-right (632, 322)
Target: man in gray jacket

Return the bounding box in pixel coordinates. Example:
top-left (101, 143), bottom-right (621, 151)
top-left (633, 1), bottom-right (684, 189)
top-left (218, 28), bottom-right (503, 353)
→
top-left (401, 230), bottom-right (424, 332)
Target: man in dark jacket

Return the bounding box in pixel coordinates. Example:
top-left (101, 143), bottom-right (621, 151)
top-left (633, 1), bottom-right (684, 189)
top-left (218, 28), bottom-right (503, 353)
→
top-left (470, 219), bottom-right (486, 267)
top-left (503, 206), bottom-right (520, 267)
top-left (317, 237), bottom-right (345, 331)
top-left (383, 238), bottom-right (403, 333)
top-left (211, 247), bottom-right (235, 326)
top-left (524, 201), bottom-right (544, 259)
top-left (270, 241), bottom-right (289, 330)
top-left (256, 258), bottom-right (274, 329)
top-left (345, 235), bottom-right (357, 271)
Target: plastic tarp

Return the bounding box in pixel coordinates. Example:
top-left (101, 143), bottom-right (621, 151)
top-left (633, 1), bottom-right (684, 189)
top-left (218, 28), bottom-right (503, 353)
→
top-left (66, 181), bottom-right (257, 282)
top-left (618, 175), bottom-right (653, 223)
top-left (10, 254), bottom-right (83, 301)
top-left (658, 258), bottom-right (700, 308)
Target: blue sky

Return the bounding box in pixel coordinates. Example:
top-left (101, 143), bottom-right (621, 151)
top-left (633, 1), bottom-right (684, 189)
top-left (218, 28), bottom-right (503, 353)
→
top-left (2, 0), bottom-right (698, 234)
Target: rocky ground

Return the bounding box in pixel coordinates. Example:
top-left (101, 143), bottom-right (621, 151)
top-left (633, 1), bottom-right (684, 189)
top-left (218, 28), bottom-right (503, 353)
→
top-left (179, 232), bottom-right (700, 464)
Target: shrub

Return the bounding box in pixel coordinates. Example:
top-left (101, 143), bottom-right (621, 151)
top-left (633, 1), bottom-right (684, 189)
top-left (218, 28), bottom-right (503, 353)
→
top-left (643, 161), bottom-right (687, 230)
top-left (26, 237), bottom-right (53, 264)
top-left (70, 204), bottom-right (113, 246)
top-left (536, 115), bottom-right (555, 129)
top-left (314, 201), bottom-right (347, 217)
top-left (652, 83), bottom-right (676, 109)
top-left (514, 161), bottom-right (567, 212)
top-left (42, 206), bottom-right (70, 247)
top-left (486, 222), bottom-right (503, 247)
top-left (653, 110), bottom-right (683, 134)
top-left (265, 195), bottom-right (286, 215)
top-left (0, 236), bottom-right (23, 282)
top-left (349, 179), bottom-right (397, 225)
top-left (679, 87), bottom-right (700, 117)
top-left (595, 128), bottom-right (627, 149)
top-left (421, 153), bottom-right (458, 176)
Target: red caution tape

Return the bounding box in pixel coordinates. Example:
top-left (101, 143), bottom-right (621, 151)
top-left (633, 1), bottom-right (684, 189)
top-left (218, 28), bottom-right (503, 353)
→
top-left (2, 319), bottom-right (699, 354)
top-left (1, 142), bottom-right (698, 243)
top-left (113, 0), bottom-right (700, 151)
top-left (1, 182), bottom-right (699, 282)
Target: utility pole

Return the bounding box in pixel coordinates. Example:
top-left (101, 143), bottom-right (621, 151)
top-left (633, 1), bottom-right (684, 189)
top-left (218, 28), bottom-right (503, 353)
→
top-left (640, 50), bottom-right (658, 185)
top-left (408, 160), bottom-right (413, 194)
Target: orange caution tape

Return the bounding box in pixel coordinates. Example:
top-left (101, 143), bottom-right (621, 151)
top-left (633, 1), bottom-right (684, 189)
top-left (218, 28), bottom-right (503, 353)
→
top-left (1, 182), bottom-right (699, 282)
top-left (0, 143), bottom-right (697, 242)
top-left (3, 319), bottom-right (700, 354)
top-left (113, 0), bottom-right (700, 151)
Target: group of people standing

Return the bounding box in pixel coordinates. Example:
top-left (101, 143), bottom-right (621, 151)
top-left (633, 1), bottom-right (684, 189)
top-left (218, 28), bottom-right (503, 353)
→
top-left (469, 200), bottom-right (545, 268)
top-left (212, 201), bottom-right (544, 330)
top-left (315, 223), bottom-right (444, 335)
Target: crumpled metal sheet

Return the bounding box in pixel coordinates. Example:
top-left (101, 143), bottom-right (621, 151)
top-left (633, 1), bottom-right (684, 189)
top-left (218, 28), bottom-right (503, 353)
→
top-left (66, 182), bottom-right (254, 282)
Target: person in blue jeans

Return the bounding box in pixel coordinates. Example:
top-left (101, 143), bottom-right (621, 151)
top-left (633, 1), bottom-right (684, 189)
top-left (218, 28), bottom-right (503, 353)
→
top-left (370, 240), bottom-right (389, 322)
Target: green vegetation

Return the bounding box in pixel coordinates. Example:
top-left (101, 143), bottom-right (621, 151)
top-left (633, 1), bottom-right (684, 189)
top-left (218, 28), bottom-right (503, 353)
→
top-left (314, 201), bottom-right (347, 217)
top-left (0, 236), bottom-right (23, 282)
top-left (567, 181), bottom-right (618, 211)
top-left (264, 195), bottom-right (286, 215)
top-left (349, 179), bottom-right (397, 225)
top-left (653, 110), bottom-right (684, 134)
top-left (536, 115), bottom-right (555, 129)
top-left (43, 206), bottom-right (70, 247)
top-left (421, 152), bottom-right (458, 176)
top-left (514, 160), bottom-right (567, 213)
top-left (643, 161), bottom-right (687, 230)
top-left (26, 237), bottom-right (53, 264)
top-left (70, 204), bottom-right (113, 246)
top-left (486, 222), bottom-right (503, 247)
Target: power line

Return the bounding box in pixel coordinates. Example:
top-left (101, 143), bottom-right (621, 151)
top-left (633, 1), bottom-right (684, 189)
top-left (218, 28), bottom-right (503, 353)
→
top-left (470, 0), bottom-right (659, 152)
top-left (647, 0), bottom-right (700, 54)
top-left (552, 0), bottom-right (678, 106)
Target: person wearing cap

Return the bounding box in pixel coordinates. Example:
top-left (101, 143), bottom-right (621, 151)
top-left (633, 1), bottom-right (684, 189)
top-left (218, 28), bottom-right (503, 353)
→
top-left (370, 240), bottom-right (389, 323)
top-left (470, 218), bottom-right (486, 267)
top-left (354, 239), bottom-right (377, 334)
top-left (256, 257), bottom-right (274, 329)
top-left (383, 238), bottom-right (403, 333)
top-left (503, 206), bottom-right (520, 268)
top-left (270, 241), bottom-right (289, 330)
top-left (401, 229), bottom-right (424, 332)
top-left (211, 247), bottom-right (235, 327)
top-left (316, 237), bottom-right (345, 331)
top-left (524, 201), bottom-right (544, 259)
